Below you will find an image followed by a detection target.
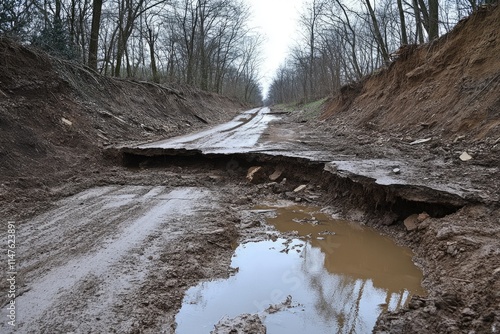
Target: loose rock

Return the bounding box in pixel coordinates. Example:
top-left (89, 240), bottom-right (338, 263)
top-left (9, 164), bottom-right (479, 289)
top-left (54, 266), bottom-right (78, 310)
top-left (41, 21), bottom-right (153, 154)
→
top-left (460, 152), bottom-right (473, 161)
top-left (269, 167), bottom-right (284, 181)
top-left (246, 166), bottom-right (266, 184)
top-left (294, 184), bottom-right (307, 192)
top-left (404, 214), bottom-right (419, 231)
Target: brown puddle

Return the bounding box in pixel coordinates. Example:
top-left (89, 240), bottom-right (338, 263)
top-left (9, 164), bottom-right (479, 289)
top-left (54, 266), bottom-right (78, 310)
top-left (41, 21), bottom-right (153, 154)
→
top-left (175, 205), bottom-right (426, 334)
top-left (265, 205), bottom-right (426, 295)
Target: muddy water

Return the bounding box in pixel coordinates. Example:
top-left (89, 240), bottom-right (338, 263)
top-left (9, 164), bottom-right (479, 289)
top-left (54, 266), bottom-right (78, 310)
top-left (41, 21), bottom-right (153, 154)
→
top-left (175, 205), bottom-right (425, 334)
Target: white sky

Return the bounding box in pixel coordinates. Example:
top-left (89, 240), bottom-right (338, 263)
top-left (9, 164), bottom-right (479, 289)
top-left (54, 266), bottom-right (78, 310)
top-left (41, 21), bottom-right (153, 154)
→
top-left (244, 0), bottom-right (305, 98)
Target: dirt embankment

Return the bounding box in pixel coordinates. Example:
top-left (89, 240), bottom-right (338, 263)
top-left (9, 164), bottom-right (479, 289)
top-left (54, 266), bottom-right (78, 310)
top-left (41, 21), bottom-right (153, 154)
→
top-left (322, 5), bottom-right (500, 147)
top-left (312, 5), bottom-right (500, 334)
top-left (0, 38), bottom-right (244, 217)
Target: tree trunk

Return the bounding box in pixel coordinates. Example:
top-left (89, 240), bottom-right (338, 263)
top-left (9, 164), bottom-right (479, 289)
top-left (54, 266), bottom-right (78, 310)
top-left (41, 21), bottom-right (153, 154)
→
top-left (88, 0), bottom-right (102, 70)
top-left (363, 0), bottom-right (390, 64)
top-left (428, 0), bottom-right (439, 40)
top-left (114, 29), bottom-right (124, 76)
top-left (148, 28), bottom-right (159, 83)
top-left (397, 0), bottom-right (408, 45)
top-left (412, 0), bottom-right (425, 43)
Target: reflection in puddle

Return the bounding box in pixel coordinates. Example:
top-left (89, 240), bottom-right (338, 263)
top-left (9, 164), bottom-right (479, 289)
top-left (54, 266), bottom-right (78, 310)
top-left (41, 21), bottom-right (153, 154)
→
top-left (175, 205), bottom-right (426, 334)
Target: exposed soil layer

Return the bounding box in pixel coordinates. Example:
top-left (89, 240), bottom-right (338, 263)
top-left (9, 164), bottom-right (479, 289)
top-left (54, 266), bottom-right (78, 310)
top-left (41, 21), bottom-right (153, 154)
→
top-left (303, 4), bottom-right (500, 333)
top-left (0, 37), bottom-right (242, 218)
top-left (107, 147), bottom-right (500, 334)
top-left (322, 5), bottom-right (500, 147)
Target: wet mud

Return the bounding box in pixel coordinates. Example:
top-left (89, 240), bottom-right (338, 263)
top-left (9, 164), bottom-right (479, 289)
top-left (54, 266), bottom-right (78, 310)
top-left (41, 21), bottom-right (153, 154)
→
top-left (1, 109), bottom-right (498, 334)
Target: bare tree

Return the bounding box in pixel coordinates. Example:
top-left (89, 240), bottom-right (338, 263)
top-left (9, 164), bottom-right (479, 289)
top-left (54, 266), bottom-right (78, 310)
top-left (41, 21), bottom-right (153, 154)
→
top-left (428, 0), bottom-right (439, 40)
top-left (363, 0), bottom-right (390, 64)
top-left (88, 0), bottom-right (102, 70)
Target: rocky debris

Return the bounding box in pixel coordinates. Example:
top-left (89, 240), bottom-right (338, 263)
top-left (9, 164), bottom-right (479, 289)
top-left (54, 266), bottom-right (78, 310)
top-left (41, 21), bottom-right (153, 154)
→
top-left (293, 184), bottom-right (307, 192)
top-left (403, 212), bottom-right (430, 231)
top-left (211, 314), bottom-right (266, 334)
top-left (460, 151), bottom-right (473, 161)
top-left (246, 166), bottom-right (266, 184)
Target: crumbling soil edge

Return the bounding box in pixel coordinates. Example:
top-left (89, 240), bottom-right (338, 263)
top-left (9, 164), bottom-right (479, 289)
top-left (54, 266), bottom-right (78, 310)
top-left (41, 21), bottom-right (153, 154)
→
top-left (109, 149), bottom-right (499, 333)
top-left (113, 148), bottom-right (469, 221)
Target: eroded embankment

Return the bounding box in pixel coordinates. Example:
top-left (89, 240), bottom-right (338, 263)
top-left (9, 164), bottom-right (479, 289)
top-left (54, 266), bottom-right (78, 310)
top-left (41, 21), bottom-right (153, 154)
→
top-left (117, 148), bottom-right (467, 223)
top-left (113, 147), bottom-right (500, 334)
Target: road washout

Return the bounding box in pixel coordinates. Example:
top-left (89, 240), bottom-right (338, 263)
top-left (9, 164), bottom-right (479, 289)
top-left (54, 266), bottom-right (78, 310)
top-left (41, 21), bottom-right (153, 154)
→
top-left (111, 106), bottom-right (499, 334)
top-left (1, 7), bottom-right (498, 332)
top-left (117, 107), bottom-right (468, 217)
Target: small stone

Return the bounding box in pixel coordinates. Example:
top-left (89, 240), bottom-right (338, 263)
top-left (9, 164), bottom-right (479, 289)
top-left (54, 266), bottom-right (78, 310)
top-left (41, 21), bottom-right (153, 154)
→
top-left (460, 152), bottom-right (473, 161)
top-left (447, 244), bottom-right (457, 256)
top-left (462, 308), bottom-right (475, 317)
top-left (436, 226), bottom-right (455, 240)
top-left (417, 212), bottom-right (430, 222)
top-left (404, 214), bottom-right (419, 231)
top-left (246, 166), bottom-right (266, 183)
top-left (294, 185), bottom-right (307, 192)
top-left (393, 168), bottom-right (401, 174)
top-left (61, 117), bottom-right (72, 126)
top-left (269, 167), bottom-right (284, 181)
top-left (410, 138), bottom-right (432, 145)
top-left (417, 219), bottom-right (431, 230)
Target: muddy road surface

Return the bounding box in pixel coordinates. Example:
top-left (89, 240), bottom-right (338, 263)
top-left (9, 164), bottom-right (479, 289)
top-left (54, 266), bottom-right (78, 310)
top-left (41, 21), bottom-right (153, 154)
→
top-left (138, 107), bottom-right (278, 154)
top-left (0, 185), bottom-right (240, 333)
top-left (1, 107), bottom-right (499, 333)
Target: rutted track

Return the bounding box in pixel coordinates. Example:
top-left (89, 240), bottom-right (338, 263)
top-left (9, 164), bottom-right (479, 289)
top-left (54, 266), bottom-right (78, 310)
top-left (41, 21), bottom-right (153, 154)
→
top-left (0, 186), bottom-right (236, 333)
top-left (2, 106), bottom-right (498, 334)
top-left (107, 106), bottom-right (499, 333)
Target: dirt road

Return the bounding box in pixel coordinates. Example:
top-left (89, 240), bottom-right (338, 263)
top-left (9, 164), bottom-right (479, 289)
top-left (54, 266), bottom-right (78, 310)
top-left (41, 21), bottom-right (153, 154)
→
top-left (138, 107), bottom-right (277, 154)
top-left (1, 107), bottom-right (499, 334)
top-left (1, 186), bottom-right (240, 333)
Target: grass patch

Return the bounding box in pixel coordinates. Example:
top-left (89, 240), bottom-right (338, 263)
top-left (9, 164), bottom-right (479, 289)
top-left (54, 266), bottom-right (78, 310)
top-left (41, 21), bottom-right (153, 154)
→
top-left (271, 97), bottom-right (328, 120)
top-left (299, 97), bottom-right (329, 120)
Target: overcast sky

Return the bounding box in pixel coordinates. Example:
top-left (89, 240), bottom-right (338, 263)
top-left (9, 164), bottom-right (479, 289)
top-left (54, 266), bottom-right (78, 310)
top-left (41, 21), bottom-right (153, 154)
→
top-left (244, 0), bottom-right (305, 98)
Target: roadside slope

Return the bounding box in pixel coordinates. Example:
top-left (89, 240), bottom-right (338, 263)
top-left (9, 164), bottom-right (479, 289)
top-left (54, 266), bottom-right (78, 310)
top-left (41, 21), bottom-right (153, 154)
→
top-left (314, 6), bottom-right (500, 334)
top-left (322, 5), bottom-right (500, 146)
top-left (0, 38), bottom-right (243, 215)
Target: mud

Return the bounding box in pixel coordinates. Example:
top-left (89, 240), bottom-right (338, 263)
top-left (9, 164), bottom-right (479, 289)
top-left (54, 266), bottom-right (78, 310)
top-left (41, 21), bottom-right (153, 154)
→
top-left (1, 105), bottom-right (498, 333)
top-left (114, 106), bottom-right (498, 334)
